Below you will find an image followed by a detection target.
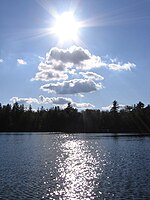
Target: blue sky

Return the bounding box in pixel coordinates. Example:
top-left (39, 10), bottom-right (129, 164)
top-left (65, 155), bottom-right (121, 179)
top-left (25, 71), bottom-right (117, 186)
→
top-left (0, 0), bottom-right (150, 110)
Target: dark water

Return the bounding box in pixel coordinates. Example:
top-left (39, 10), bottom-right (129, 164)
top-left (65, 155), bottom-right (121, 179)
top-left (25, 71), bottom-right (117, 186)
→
top-left (0, 133), bottom-right (150, 200)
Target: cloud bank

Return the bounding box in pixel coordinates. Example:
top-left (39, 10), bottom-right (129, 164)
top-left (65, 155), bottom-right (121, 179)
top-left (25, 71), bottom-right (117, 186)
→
top-left (10, 96), bottom-right (94, 109)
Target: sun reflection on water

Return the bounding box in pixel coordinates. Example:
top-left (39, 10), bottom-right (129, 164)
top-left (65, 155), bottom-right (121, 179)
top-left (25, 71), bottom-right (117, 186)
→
top-left (59, 140), bottom-right (98, 199)
top-left (42, 135), bottom-right (107, 199)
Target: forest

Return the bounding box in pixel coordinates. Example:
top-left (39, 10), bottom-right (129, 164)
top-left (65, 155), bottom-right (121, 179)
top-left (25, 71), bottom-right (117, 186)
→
top-left (0, 100), bottom-right (150, 133)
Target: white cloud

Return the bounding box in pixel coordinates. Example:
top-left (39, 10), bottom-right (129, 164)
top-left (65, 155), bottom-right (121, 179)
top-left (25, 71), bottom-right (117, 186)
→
top-left (30, 46), bottom-right (136, 110)
top-left (46, 46), bottom-right (103, 70)
top-left (32, 46), bottom-right (104, 82)
top-left (102, 104), bottom-right (125, 111)
top-left (80, 71), bottom-right (104, 80)
top-left (0, 59), bottom-right (4, 63)
top-left (51, 97), bottom-right (94, 109)
top-left (39, 96), bottom-right (94, 108)
top-left (17, 59), bottom-right (27, 65)
top-left (10, 96), bottom-right (52, 105)
top-left (41, 79), bottom-right (103, 94)
top-left (31, 70), bottom-right (68, 82)
top-left (10, 97), bottom-right (38, 105)
top-left (110, 58), bottom-right (117, 63)
top-left (38, 95), bottom-right (52, 104)
top-left (38, 61), bottom-right (66, 71)
top-left (50, 97), bottom-right (72, 105)
top-left (32, 46), bottom-right (135, 84)
top-left (108, 62), bottom-right (136, 71)
top-left (72, 102), bottom-right (95, 109)
top-left (10, 95), bottom-right (94, 109)
top-left (47, 46), bottom-right (90, 64)
top-left (101, 104), bottom-right (112, 111)
top-left (38, 56), bottom-right (45, 61)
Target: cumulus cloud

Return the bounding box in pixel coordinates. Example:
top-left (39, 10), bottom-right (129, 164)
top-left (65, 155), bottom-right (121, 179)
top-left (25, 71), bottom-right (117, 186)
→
top-left (108, 62), bottom-right (135, 71)
top-left (80, 71), bottom-right (104, 80)
top-left (32, 46), bottom-right (104, 82)
top-left (32, 46), bottom-right (135, 84)
top-left (46, 46), bottom-right (104, 70)
top-left (17, 59), bottom-right (27, 65)
top-left (10, 95), bottom-right (94, 109)
top-left (0, 59), bottom-right (4, 63)
top-left (47, 46), bottom-right (90, 64)
top-left (29, 46), bottom-right (136, 110)
top-left (41, 79), bottom-right (103, 94)
top-left (31, 70), bottom-right (68, 81)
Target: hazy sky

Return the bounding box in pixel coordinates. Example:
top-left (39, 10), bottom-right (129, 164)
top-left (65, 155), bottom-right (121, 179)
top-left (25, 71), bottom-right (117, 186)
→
top-left (0, 0), bottom-right (150, 110)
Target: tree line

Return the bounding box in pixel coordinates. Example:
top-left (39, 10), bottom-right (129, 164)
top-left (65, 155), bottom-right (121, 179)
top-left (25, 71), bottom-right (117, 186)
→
top-left (0, 101), bottom-right (150, 133)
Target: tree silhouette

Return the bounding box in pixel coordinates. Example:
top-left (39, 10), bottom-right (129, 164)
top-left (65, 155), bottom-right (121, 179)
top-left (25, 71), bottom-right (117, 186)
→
top-left (111, 100), bottom-right (119, 113)
top-left (0, 100), bottom-right (150, 133)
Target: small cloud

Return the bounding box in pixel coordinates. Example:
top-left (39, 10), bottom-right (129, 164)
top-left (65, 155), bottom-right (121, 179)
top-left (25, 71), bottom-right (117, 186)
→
top-left (80, 71), bottom-right (104, 80)
top-left (0, 58), bottom-right (4, 63)
top-left (108, 62), bottom-right (136, 71)
top-left (17, 59), bottom-right (27, 65)
top-left (101, 104), bottom-right (112, 111)
top-left (38, 95), bottom-right (52, 104)
top-left (102, 103), bottom-right (125, 111)
top-left (50, 97), bottom-right (72, 105)
top-left (38, 56), bottom-right (45, 61)
top-left (72, 102), bottom-right (95, 109)
top-left (10, 97), bottom-right (38, 104)
top-left (31, 70), bottom-right (68, 82)
top-left (40, 79), bottom-right (103, 95)
top-left (110, 57), bottom-right (118, 63)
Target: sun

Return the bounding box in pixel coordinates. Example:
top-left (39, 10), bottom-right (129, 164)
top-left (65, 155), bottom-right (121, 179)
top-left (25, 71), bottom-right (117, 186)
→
top-left (52, 12), bottom-right (80, 43)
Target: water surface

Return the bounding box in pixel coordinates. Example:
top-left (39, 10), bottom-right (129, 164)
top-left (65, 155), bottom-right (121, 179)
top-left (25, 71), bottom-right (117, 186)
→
top-left (0, 133), bottom-right (150, 199)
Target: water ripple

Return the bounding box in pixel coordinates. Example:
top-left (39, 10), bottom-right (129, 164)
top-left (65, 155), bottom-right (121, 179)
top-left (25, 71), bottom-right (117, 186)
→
top-left (41, 135), bottom-right (107, 199)
top-left (0, 134), bottom-right (150, 199)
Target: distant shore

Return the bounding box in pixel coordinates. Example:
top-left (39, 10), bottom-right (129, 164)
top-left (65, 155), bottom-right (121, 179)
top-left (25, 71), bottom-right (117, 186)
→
top-left (0, 132), bottom-right (150, 137)
top-left (1, 101), bottom-right (150, 133)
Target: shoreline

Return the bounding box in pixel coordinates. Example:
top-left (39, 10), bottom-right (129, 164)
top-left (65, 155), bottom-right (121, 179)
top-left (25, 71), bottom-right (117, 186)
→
top-left (0, 132), bottom-right (150, 137)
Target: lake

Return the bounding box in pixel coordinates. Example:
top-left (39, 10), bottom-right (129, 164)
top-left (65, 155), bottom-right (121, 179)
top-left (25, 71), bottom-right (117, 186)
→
top-left (0, 133), bottom-right (150, 200)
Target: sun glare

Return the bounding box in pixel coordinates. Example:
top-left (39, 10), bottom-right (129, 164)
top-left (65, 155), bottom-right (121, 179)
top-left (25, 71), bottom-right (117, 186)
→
top-left (52, 12), bottom-right (80, 43)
